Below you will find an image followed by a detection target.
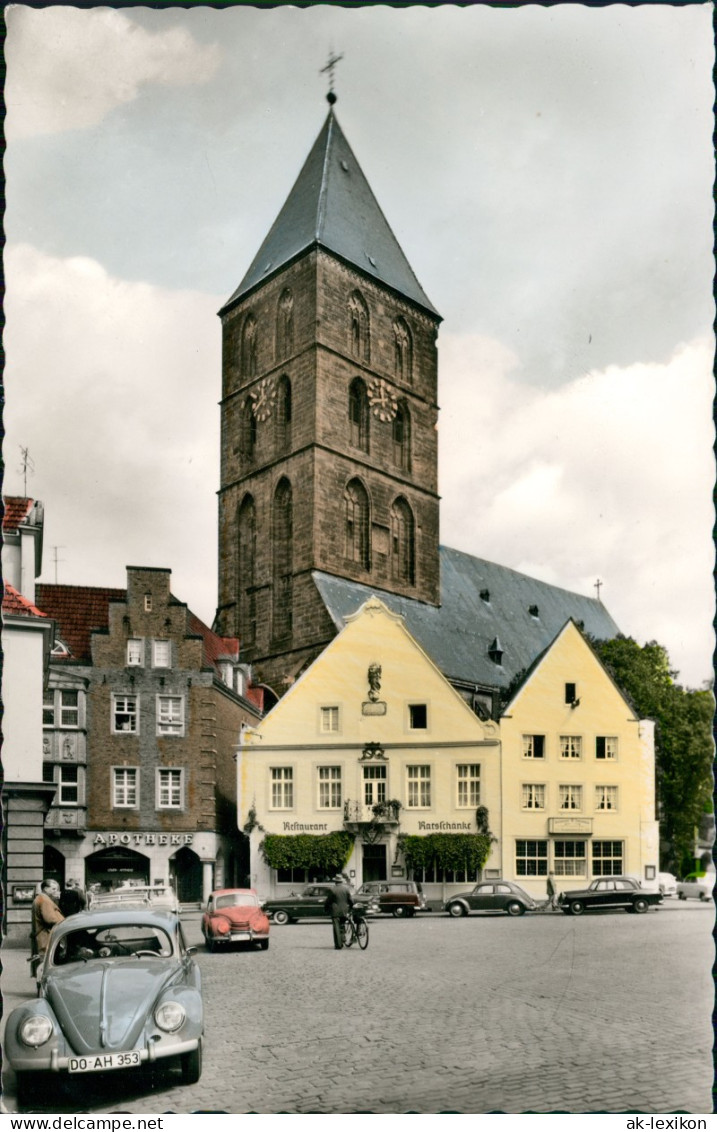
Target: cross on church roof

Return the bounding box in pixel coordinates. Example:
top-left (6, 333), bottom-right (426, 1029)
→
top-left (321, 49), bottom-right (344, 105)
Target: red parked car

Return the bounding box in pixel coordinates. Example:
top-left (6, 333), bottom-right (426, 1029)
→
top-left (202, 888), bottom-right (270, 951)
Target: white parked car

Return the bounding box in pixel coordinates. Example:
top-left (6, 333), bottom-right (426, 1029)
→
top-left (676, 874), bottom-right (713, 902)
top-left (657, 872), bottom-right (678, 897)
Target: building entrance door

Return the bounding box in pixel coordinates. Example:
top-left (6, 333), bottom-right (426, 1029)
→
top-left (362, 843), bottom-right (387, 882)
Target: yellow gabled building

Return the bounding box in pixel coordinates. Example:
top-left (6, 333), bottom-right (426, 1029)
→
top-left (239, 596), bottom-right (501, 901)
top-left (499, 619), bottom-right (659, 896)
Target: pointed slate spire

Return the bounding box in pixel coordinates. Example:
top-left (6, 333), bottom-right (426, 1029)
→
top-left (222, 109), bottom-right (439, 318)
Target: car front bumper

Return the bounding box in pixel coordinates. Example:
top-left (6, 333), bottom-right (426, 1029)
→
top-left (10, 1034), bottom-right (201, 1074)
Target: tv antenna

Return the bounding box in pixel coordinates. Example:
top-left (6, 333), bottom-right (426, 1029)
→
top-left (18, 446), bottom-right (35, 495)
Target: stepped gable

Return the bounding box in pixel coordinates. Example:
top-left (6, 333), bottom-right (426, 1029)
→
top-left (313, 544), bottom-right (621, 690)
top-left (222, 108), bottom-right (439, 317)
top-left (35, 584), bottom-right (125, 661)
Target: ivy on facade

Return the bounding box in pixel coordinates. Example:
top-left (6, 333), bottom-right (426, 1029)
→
top-left (398, 833), bottom-right (493, 876)
top-left (260, 832), bottom-right (355, 874)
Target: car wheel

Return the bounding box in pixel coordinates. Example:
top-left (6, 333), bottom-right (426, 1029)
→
top-left (447, 902), bottom-right (467, 917)
top-left (678, 892), bottom-right (686, 900)
top-left (569, 901), bottom-right (585, 916)
top-left (392, 905), bottom-right (408, 917)
top-left (632, 898), bottom-right (649, 914)
top-left (506, 901), bottom-right (525, 916)
top-left (180, 1042), bottom-right (202, 1085)
top-left (273, 910), bottom-right (290, 925)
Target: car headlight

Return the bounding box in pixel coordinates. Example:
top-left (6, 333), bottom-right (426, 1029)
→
top-left (214, 918), bottom-right (231, 935)
top-left (20, 1015), bottom-right (53, 1047)
top-left (154, 1001), bottom-right (186, 1032)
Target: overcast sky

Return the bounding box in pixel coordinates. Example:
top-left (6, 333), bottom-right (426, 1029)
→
top-left (3, 3), bottom-right (714, 688)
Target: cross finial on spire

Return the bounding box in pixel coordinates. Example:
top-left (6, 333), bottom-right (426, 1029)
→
top-left (594, 578), bottom-right (603, 602)
top-left (321, 49), bottom-right (343, 105)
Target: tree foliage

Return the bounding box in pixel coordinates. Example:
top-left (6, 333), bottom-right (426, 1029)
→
top-left (259, 832), bottom-right (355, 875)
top-left (398, 833), bottom-right (494, 876)
top-left (590, 634), bottom-right (714, 872)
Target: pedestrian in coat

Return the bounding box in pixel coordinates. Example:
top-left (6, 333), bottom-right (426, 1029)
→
top-left (31, 879), bottom-right (64, 976)
top-left (59, 878), bottom-right (86, 917)
top-left (324, 875), bottom-right (354, 950)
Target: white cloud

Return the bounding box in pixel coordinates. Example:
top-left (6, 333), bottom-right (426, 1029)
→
top-left (3, 243), bottom-right (222, 624)
top-left (439, 333), bottom-right (715, 688)
top-left (5, 6), bottom-right (222, 139)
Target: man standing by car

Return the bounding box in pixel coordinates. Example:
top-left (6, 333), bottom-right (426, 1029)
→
top-left (59, 878), bottom-right (86, 917)
top-left (325, 875), bottom-right (354, 950)
top-left (31, 879), bottom-right (64, 976)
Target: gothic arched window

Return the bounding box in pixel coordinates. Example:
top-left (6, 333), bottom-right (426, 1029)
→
top-left (237, 495), bottom-right (257, 644)
top-left (276, 290), bottom-right (294, 360)
top-left (241, 398), bottom-right (257, 462)
top-left (272, 478), bottom-right (293, 639)
top-left (394, 318), bottom-right (413, 384)
top-left (348, 377), bottom-right (370, 452)
top-left (393, 402), bottom-right (411, 473)
top-left (348, 291), bottom-right (370, 363)
top-left (275, 375), bottom-right (292, 452)
top-left (391, 496), bottom-right (415, 585)
top-left (241, 314), bottom-right (258, 377)
top-left (344, 479), bottom-right (370, 570)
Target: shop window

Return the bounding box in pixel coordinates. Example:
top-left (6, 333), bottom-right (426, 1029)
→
top-left (277, 867), bottom-right (309, 885)
top-left (592, 840), bottom-right (623, 876)
top-left (515, 839), bottom-right (548, 877)
top-left (553, 840), bottom-right (586, 877)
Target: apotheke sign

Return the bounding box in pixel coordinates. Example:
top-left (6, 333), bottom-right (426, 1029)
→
top-left (92, 832), bottom-right (194, 847)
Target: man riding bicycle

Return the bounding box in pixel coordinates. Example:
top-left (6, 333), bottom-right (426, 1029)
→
top-left (324, 875), bottom-right (354, 950)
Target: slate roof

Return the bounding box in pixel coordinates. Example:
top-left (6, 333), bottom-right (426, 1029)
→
top-left (2, 496), bottom-right (35, 532)
top-left (2, 581), bottom-right (49, 619)
top-left (313, 545), bottom-right (621, 691)
top-left (222, 109), bottom-right (439, 318)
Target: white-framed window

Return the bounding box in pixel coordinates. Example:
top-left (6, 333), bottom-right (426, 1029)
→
top-left (43, 690), bottom-right (55, 727)
top-left (157, 768), bottom-right (183, 809)
top-left (58, 765), bottom-right (79, 805)
top-left (320, 706), bottom-right (340, 733)
top-left (113, 767), bottom-right (139, 808)
top-left (595, 785), bottom-right (618, 811)
top-left (43, 689), bottom-right (81, 728)
top-left (363, 765), bottom-right (387, 806)
top-left (559, 784), bottom-right (582, 811)
top-left (596, 736), bottom-right (618, 760)
top-left (408, 704), bottom-right (428, 730)
top-left (522, 735), bottom-right (545, 759)
top-left (516, 839), bottom-right (548, 877)
top-left (553, 839), bottom-right (587, 877)
top-left (152, 640), bottom-right (171, 668)
top-left (113, 695), bottom-right (139, 734)
top-left (406, 765), bottom-right (431, 808)
top-left (592, 840), bottom-right (623, 876)
top-left (144, 593), bottom-right (153, 612)
top-left (456, 764), bottom-right (481, 807)
top-left (318, 766), bottom-right (342, 809)
top-left (157, 695), bottom-right (184, 736)
top-left (127, 638), bottom-right (144, 666)
top-left (559, 735), bottom-right (582, 759)
top-left (271, 767), bottom-right (294, 809)
top-left (522, 783), bottom-right (546, 810)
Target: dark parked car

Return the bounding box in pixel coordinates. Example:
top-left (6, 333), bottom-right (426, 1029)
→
top-left (558, 876), bottom-right (663, 915)
top-left (263, 884), bottom-right (379, 923)
top-left (5, 908), bottom-right (203, 1107)
top-left (445, 880), bottom-right (538, 917)
top-left (353, 880), bottom-right (427, 917)
top-left (202, 888), bottom-right (270, 950)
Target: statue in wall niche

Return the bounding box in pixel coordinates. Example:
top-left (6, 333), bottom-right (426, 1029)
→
top-left (62, 736), bottom-right (74, 759)
top-left (367, 663), bottom-right (382, 703)
top-left (43, 737), bottom-right (51, 756)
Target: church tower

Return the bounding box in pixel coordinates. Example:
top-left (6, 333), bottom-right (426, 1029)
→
top-left (216, 98), bottom-right (442, 693)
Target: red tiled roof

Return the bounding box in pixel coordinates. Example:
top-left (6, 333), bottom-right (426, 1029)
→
top-left (187, 609), bottom-right (240, 670)
top-left (2, 581), bottom-right (49, 619)
top-left (3, 497), bottom-right (34, 532)
top-left (36, 584), bottom-right (125, 661)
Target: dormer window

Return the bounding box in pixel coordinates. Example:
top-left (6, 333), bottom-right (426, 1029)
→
top-left (480, 589), bottom-right (490, 603)
top-left (565, 683), bottom-right (577, 704)
top-left (488, 637), bottom-right (503, 665)
top-left (529, 605), bottom-right (539, 618)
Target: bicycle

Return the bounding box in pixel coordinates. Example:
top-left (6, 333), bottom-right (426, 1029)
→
top-left (342, 906), bottom-right (369, 950)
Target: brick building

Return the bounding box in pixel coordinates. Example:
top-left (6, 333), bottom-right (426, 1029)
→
top-left (37, 566), bottom-right (263, 903)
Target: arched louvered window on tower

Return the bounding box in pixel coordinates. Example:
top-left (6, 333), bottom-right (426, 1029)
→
top-left (275, 375), bottom-right (292, 452)
top-left (348, 291), bottom-right (370, 363)
top-left (392, 402), bottom-right (411, 473)
top-left (276, 290), bottom-right (294, 360)
top-left (394, 317), bottom-right (413, 384)
top-left (344, 479), bottom-right (371, 571)
top-left (241, 398), bottom-right (257, 462)
top-left (272, 478), bottom-right (293, 640)
top-left (237, 495), bottom-right (257, 644)
top-left (391, 496), bottom-right (415, 586)
top-left (348, 378), bottom-right (370, 452)
top-left (241, 314), bottom-right (258, 377)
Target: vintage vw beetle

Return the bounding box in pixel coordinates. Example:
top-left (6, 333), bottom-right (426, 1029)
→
top-left (202, 888), bottom-right (270, 951)
top-left (5, 908), bottom-right (203, 1105)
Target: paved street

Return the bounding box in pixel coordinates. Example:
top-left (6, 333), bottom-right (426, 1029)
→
top-left (1, 902), bottom-right (712, 1115)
